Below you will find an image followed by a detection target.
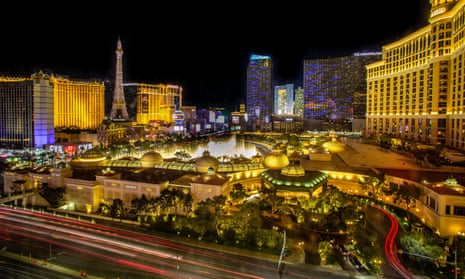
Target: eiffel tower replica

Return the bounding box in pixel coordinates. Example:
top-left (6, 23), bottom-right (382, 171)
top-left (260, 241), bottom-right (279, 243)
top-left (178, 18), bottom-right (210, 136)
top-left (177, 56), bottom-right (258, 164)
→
top-left (109, 37), bottom-right (130, 121)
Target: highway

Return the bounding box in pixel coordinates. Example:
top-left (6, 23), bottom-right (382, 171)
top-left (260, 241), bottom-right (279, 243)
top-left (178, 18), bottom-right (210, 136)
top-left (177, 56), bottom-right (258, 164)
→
top-left (0, 206), bottom-right (358, 279)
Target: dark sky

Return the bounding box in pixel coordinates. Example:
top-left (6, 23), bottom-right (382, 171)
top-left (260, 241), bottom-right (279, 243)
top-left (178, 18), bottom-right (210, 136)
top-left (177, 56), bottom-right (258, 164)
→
top-left (0, 1), bottom-right (430, 111)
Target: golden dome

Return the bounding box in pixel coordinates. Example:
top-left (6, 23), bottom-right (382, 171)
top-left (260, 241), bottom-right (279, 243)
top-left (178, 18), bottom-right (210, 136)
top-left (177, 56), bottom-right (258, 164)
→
top-left (322, 140), bottom-right (346, 153)
top-left (281, 165), bottom-right (306, 177)
top-left (70, 149), bottom-right (107, 168)
top-left (140, 151), bottom-right (163, 168)
top-left (262, 151), bottom-right (289, 170)
top-left (80, 149), bottom-right (107, 160)
top-left (195, 150), bottom-right (219, 173)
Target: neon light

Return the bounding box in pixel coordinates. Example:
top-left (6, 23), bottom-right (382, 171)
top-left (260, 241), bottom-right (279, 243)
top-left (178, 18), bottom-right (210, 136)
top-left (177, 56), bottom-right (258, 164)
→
top-left (250, 54), bottom-right (270, 60)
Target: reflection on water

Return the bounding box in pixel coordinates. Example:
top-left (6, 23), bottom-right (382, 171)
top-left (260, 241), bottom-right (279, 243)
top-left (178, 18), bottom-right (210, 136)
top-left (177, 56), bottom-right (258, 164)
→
top-left (156, 135), bottom-right (257, 159)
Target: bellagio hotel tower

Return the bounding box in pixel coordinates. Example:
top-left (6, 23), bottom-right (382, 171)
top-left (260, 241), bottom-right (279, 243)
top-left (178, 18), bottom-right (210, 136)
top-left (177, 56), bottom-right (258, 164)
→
top-left (366, 0), bottom-right (465, 151)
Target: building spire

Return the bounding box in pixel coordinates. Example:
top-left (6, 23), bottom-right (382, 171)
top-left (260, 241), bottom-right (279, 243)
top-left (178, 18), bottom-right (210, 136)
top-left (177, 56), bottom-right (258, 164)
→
top-left (110, 36), bottom-right (129, 120)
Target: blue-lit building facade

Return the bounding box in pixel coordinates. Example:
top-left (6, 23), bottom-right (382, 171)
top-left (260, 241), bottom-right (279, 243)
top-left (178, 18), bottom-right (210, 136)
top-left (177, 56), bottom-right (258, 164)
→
top-left (246, 54), bottom-right (273, 131)
top-left (0, 71), bottom-right (55, 149)
top-left (303, 52), bottom-right (381, 122)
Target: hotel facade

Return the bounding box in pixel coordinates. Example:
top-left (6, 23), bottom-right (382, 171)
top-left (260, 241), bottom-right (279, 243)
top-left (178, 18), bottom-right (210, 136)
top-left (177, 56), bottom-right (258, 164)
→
top-left (246, 54), bottom-right (273, 131)
top-left (304, 52), bottom-right (381, 121)
top-left (0, 71), bottom-right (55, 149)
top-left (366, 0), bottom-right (465, 151)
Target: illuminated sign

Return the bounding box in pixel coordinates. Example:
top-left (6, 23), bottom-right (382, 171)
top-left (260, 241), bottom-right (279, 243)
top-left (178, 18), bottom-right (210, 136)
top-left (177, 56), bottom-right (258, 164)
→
top-left (431, 7), bottom-right (446, 17)
top-left (46, 143), bottom-right (93, 154)
top-left (65, 145), bottom-right (75, 153)
top-left (216, 115), bottom-right (225, 124)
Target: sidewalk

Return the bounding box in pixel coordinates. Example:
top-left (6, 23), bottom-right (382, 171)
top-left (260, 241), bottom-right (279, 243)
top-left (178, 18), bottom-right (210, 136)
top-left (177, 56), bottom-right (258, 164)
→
top-left (1, 250), bottom-right (105, 279)
top-left (340, 138), bottom-right (421, 170)
top-left (344, 138), bottom-right (465, 171)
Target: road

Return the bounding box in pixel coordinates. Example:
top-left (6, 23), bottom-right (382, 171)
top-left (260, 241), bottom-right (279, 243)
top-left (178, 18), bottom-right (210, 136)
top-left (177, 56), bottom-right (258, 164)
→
top-left (365, 205), bottom-right (418, 279)
top-left (0, 205), bottom-right (362, 279)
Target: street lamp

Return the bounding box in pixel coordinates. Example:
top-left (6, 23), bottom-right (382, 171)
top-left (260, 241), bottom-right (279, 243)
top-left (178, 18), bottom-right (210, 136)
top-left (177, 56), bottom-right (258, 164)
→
top-left (49, 232), bottom-right (52, 259)
top-left (277, 229), bottom-right (286, 274)
top-left (372, 258), bottom-right (382, 276)
top-left (48, 229), bottom-right (66, 262)
top-left (398, 249), bottom-right (458, 279)
top-left (174, 254), bottom-right (182, 278)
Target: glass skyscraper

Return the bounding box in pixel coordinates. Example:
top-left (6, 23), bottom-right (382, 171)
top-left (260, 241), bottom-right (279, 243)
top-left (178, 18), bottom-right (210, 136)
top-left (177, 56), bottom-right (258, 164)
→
top-left (274, 84), bottom-right (294, 115)
top-left (294, 87), bottom-right (304, 117)
top-left (246, 54), bottom-right (273, 131)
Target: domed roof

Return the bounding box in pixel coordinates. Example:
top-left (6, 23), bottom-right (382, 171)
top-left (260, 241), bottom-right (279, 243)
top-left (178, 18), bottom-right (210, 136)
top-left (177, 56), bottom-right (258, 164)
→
top-left (80, 149), bottom-right (107, 160)
top-left (281, 165), bottom-right (306, 177)
top-left (262, 150), bottom-right (289, 170)
top-left (262, 169), bottom-right (328, 193)
top-left (322, 140), bottom-right (346, 153)
top-left (195, 150), bottom-right (219, 173)
top-left (70, 148), bottom-right (107, 168)
top-left (140, 151), bottom-right (163, 168)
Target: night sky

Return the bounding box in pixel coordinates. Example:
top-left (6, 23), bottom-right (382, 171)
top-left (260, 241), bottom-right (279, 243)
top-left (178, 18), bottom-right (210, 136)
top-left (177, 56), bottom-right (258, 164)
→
top-left (0, 1), bottom-right (430, 111)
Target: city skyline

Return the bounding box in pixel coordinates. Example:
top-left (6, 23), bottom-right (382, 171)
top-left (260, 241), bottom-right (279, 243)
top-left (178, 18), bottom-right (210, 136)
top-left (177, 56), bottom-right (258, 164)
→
top-left (0, 1), bottom-right (430, 111)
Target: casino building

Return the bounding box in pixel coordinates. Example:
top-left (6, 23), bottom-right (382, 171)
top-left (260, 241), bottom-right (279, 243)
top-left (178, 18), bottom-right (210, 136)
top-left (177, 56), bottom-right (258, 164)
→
top-left (366, 0), bottom-right (465, 152)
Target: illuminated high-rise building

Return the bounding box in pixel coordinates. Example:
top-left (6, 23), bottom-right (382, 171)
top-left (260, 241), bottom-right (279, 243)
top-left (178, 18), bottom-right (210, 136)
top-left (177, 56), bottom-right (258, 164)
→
top-left (303, 52), bottom-right (380, 121)
top-left (0, 71), bottom-right (55, 148)
top-left (294, 87), bottom-right (304, 117)
top-left (239, 103), bottom-right (246, 114)
top-left (274, 84), bottom-right (294, 115)
top-left (53, 75), bottom-right (105, 130)
top-left (246, 54), bottom-right (273, 131)
top-left (124, 83), bottom-right (183, 125)
top-left (366, 0), bottom-right (465, 150)
top-left (110, 37), bottom-right (130, 120)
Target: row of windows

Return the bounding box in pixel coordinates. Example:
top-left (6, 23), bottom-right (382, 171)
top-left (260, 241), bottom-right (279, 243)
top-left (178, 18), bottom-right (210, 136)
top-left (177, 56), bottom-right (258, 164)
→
top-left (428, 198), bottom-right (465, 217)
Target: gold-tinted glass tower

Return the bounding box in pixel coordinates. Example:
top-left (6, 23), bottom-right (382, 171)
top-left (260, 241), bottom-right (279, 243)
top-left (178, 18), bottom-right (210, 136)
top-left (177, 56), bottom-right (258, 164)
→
top-left (110, 37), bottom-right (129, 120)
top-left (53, 75), bottom-right (105, 130)
top-left (125, 83), bottom-right (182, 125)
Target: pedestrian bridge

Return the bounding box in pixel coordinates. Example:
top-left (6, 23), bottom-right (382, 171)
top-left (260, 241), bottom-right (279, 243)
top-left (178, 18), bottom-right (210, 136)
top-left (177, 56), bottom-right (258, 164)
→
top-left (0, 191), bottom-right (35, 206)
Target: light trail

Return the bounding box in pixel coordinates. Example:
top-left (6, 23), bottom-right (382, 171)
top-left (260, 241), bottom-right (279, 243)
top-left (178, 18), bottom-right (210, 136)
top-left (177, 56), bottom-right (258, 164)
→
top-left (0, 207), bottom-right (271, 278)
top-left (0, 206), bottom-right (278, 275)
top-left (373, 205), bottom-right (415, 279)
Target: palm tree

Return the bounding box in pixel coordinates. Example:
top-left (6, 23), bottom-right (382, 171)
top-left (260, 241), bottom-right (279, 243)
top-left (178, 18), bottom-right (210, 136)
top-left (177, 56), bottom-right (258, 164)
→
top-left (230, 183), bottom-right (247, 204)
top-left (385, 182), bottom-right (422, 221)
top-left (132, 194), bottom-right (149, 216)
top-left (110, 199), bottom-right (125, 221)
top-left (265, 195), bottom-right (285, 216)
top-left (237, 201), bottom-right (261, 240)
top-left (183, 193), bottom-right (194, 215)
top-left (160, 188), bottom-right (175, 214)
top-left (171, 188), bottom-right (185, 216)
top-left (316, 185), bottom-right (345, 214)
top-left (359, 172), bottom-right (387, 201)
top-left (211, 195), bottom-right (227, 216)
